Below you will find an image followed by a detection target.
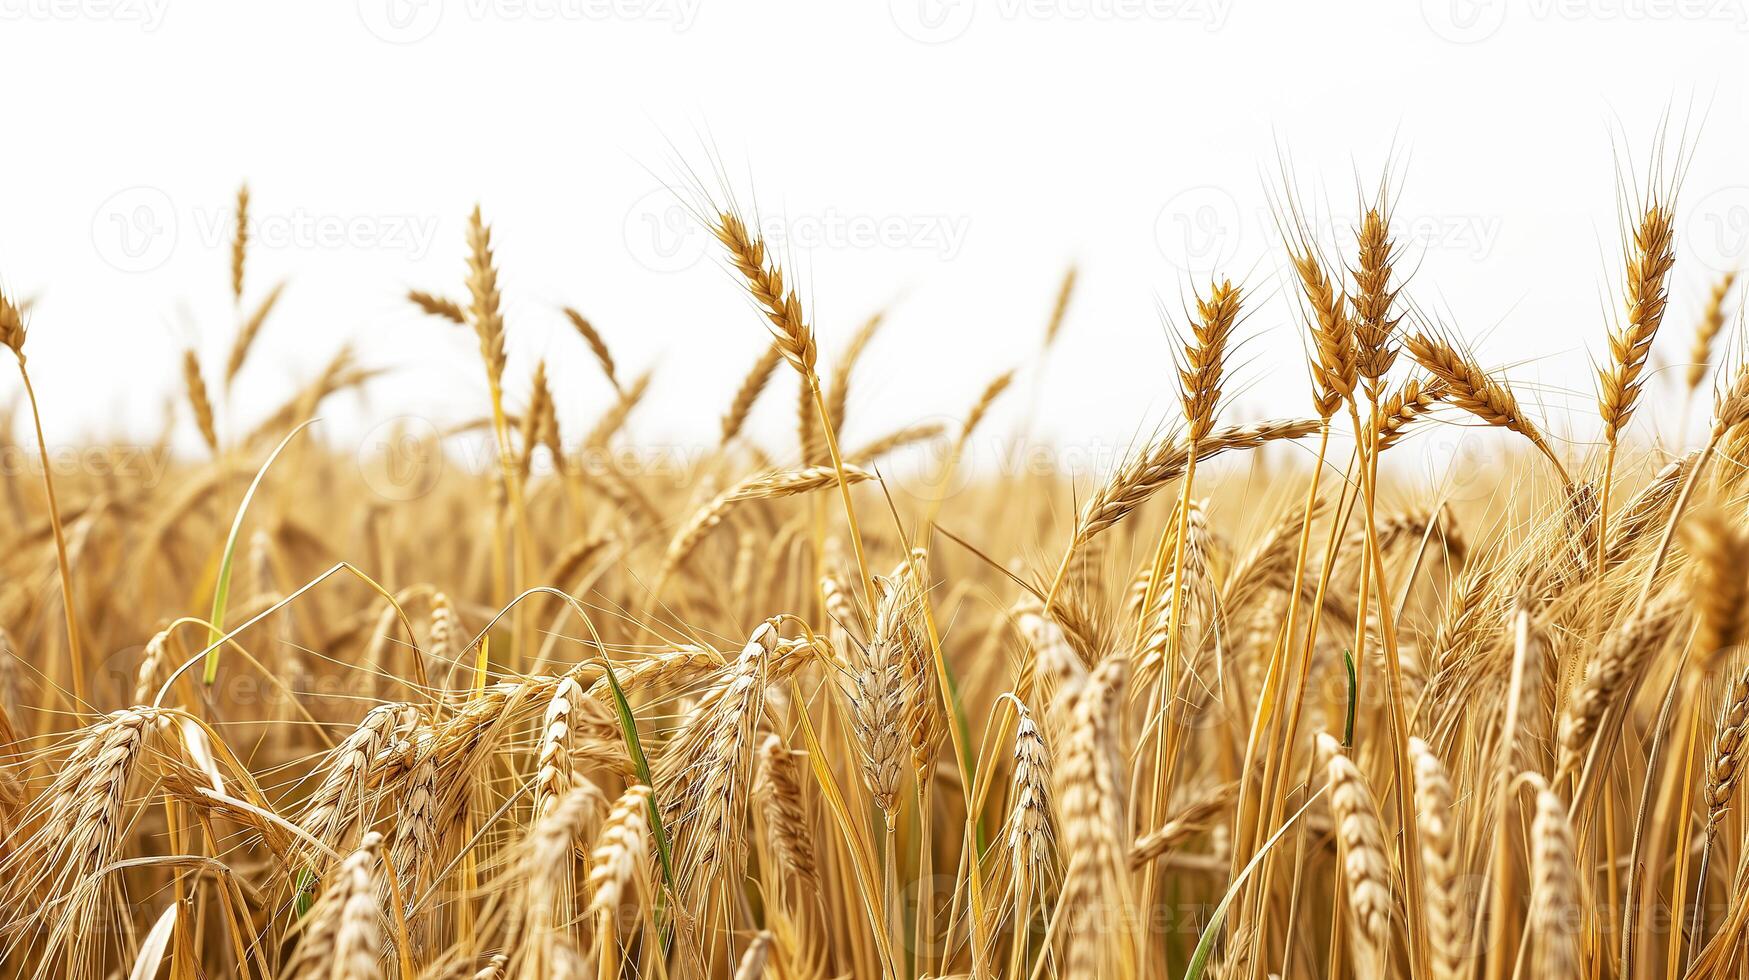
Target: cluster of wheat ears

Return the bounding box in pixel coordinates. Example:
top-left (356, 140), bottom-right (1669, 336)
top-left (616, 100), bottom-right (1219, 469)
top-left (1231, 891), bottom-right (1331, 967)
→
top-left (2, 140), bottom-right (1749, 980)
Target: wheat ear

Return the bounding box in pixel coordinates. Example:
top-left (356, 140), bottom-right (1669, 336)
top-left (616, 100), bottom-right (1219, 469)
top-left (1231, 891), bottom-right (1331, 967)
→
top-left (409, 290), bottom-right (468, 324)
top-left (182, 348), bottom-right (218, 454)
top-left (231, 182), bottom-right (249, 305)
top-left (1351, 204), bottom-right (1402, 400)
top-left (1317, 732), bottom-right (1394, 961)
top-left (1403, 329), bottom-right (1569, 482)
top-left (1290, 246), bottom-right (1358, 419)
top-left (562, 307), bottom-right (621, 393)
top-left (1688, 270), bottom-right (1738, 393)
top-left (1598, 203), bottom-right (1677, 443)
top-left (1409, 737), bottom-right (1464, 979)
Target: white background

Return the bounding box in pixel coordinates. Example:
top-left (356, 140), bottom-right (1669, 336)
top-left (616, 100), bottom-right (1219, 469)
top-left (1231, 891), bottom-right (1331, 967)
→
top-left (2, 0), bottom-right (1747, 481)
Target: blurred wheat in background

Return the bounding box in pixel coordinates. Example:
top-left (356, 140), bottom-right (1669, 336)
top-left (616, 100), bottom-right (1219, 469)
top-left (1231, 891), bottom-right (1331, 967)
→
top-left (2, 131), bottom-right (1748, 980)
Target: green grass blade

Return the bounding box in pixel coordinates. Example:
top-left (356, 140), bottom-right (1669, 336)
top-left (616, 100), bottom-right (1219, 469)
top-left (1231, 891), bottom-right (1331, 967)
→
top-left (203, 419), bottom-right (318, 684)
top-left (1342, 647), bottom-right (1357, 748)
top-left (940, 655), bottom-right (986, 857)
top-left (1181, 786), bottom-right (1326, 980)
top-left (599, 655), bottom-right (675, 889)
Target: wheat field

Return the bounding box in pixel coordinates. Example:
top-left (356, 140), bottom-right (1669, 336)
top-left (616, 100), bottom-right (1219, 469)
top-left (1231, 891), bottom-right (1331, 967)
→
top-left (0, 150), bottom-right (1746, 980)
